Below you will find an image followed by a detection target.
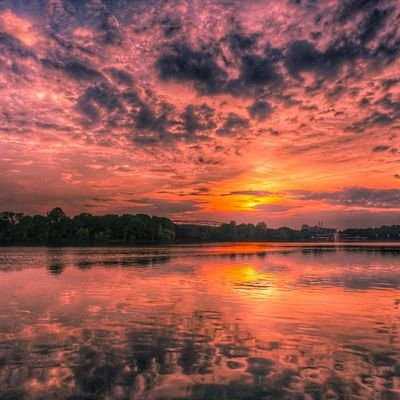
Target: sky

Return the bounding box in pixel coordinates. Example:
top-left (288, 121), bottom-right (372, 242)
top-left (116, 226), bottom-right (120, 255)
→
top-left (0, 0), bottom-right (399, 229)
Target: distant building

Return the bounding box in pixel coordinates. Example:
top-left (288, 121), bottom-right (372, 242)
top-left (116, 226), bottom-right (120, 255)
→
top-left (301, 222), bottom-right (337, 241)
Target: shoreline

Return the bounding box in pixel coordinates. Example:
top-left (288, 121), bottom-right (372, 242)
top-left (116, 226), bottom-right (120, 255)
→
top-left (1, 240), bottom-right (400, 247)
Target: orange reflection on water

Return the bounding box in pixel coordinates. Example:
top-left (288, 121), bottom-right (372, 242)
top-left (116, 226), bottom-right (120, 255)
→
top-left (0, 244), bottom-right (400, 399)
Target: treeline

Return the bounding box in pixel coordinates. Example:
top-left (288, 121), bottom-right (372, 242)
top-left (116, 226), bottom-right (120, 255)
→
top-left (175, 221), bottom-right (311, 242)
top-left (0, 208), bottom-right (399, 245)
top-left (0, 208), bottom-right (311, 244)
top-left (341, 226), bottom-right (400, 241)
top-left (0, 208), bottom-right (176, 244)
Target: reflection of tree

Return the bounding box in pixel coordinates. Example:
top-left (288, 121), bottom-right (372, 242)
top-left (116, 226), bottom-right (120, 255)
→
top-left (47, 263), bottom-right (65, 275)
top-left (46, 249), bottom-right (67, 275)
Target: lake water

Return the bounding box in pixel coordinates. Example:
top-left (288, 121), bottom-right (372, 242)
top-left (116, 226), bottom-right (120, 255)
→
top-left (1, 243), bottom-right (400, 399)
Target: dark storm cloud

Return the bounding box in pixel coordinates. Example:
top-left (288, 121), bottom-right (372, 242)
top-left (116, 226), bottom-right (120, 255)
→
top-left (247, 101), bottom-right (272, 121)
top-left (216, 113), bottom-right (249, 136)
top-left (289, 187), bottom-right (400, 209)
top-left (157, 43), bottom-right (228, 94)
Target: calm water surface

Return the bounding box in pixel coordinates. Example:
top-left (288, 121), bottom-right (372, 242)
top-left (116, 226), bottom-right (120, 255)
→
top-left (1, 243), bottom-right (400, 399)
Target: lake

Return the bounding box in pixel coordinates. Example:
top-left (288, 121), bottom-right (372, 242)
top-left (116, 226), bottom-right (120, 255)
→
top-left (0, 243), bottom-right (400, 399)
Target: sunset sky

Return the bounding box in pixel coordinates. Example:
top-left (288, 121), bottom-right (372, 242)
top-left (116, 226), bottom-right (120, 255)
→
top-left (0, 0), bottom-right (399, 228)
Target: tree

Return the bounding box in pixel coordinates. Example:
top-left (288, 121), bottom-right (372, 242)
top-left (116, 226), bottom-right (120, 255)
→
top-left (47, 207), bottom-right (68, 243)
top-left (47, 207), bottom-right (67, 224)
top-left (255, 222), bottom-right (267, 239)
top-left (75, 227), bottom-right (90, 242)
top-left (218, 221), bottom-right (238, 241)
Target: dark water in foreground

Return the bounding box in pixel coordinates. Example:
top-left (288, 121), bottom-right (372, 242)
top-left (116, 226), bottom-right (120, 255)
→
top-left (1, 244), bottom-right (400, 400)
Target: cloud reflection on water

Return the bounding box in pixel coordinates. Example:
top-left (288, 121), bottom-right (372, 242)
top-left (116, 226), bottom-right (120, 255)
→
top-left (0, 244), bottom-right (399, 399)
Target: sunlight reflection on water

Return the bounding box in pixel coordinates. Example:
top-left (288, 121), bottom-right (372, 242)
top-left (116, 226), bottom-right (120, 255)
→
top-left (0, 243), bottom-right (400, 399)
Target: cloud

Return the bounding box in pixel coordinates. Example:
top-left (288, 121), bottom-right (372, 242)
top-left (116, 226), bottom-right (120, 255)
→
top-left (347, 111), bottom-right (396, 132)
top-left (181, 104), bottom-right (216, 135)
top-left (157, 38), bottom-right (283, 98)
top-left (0, 32), bottom-right (36, 59)
top-left (225, 31), bottom-right (258, 55)
top-left (222, 190), bottom-right (272, 197)
top-left (106, 68), bottom-right (134, 86)
top-left (336, 0), bottom-right (387, 22)
top-left (100, 13), bottom-right (123, 45)
top-left (284, 40), bottom-right (323, 78)
top-left (358, 6), bottom-right (394, 44)
top-left (42, 58), bottom-right (105, 82)
top-left (284, 38), bottom-right (363, 79)
top-left (135, 105), bottom-right (168, 133)
top-left (372, 145), bottom-right (390, 152)
top-left (127, 198), bottom-right (202, 214)
top-left (228, 54), bottom-right (282, 94)
top-left (268, 128), bottom-right (280, 136)
top-left (77, 83), bottom-right (123, 123)
top-left (247, 101), bottom-right (272, 121)
top-left (254, 203), bottom-right (302, 214)
top-left (216, 113), bottom-right (249, 136)
top-left (289, 187), bottom-right (400, 209)
top-left (1, 0), bottom-right (400, 227)
top-left (157, 43), bottom-right (227, 94)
